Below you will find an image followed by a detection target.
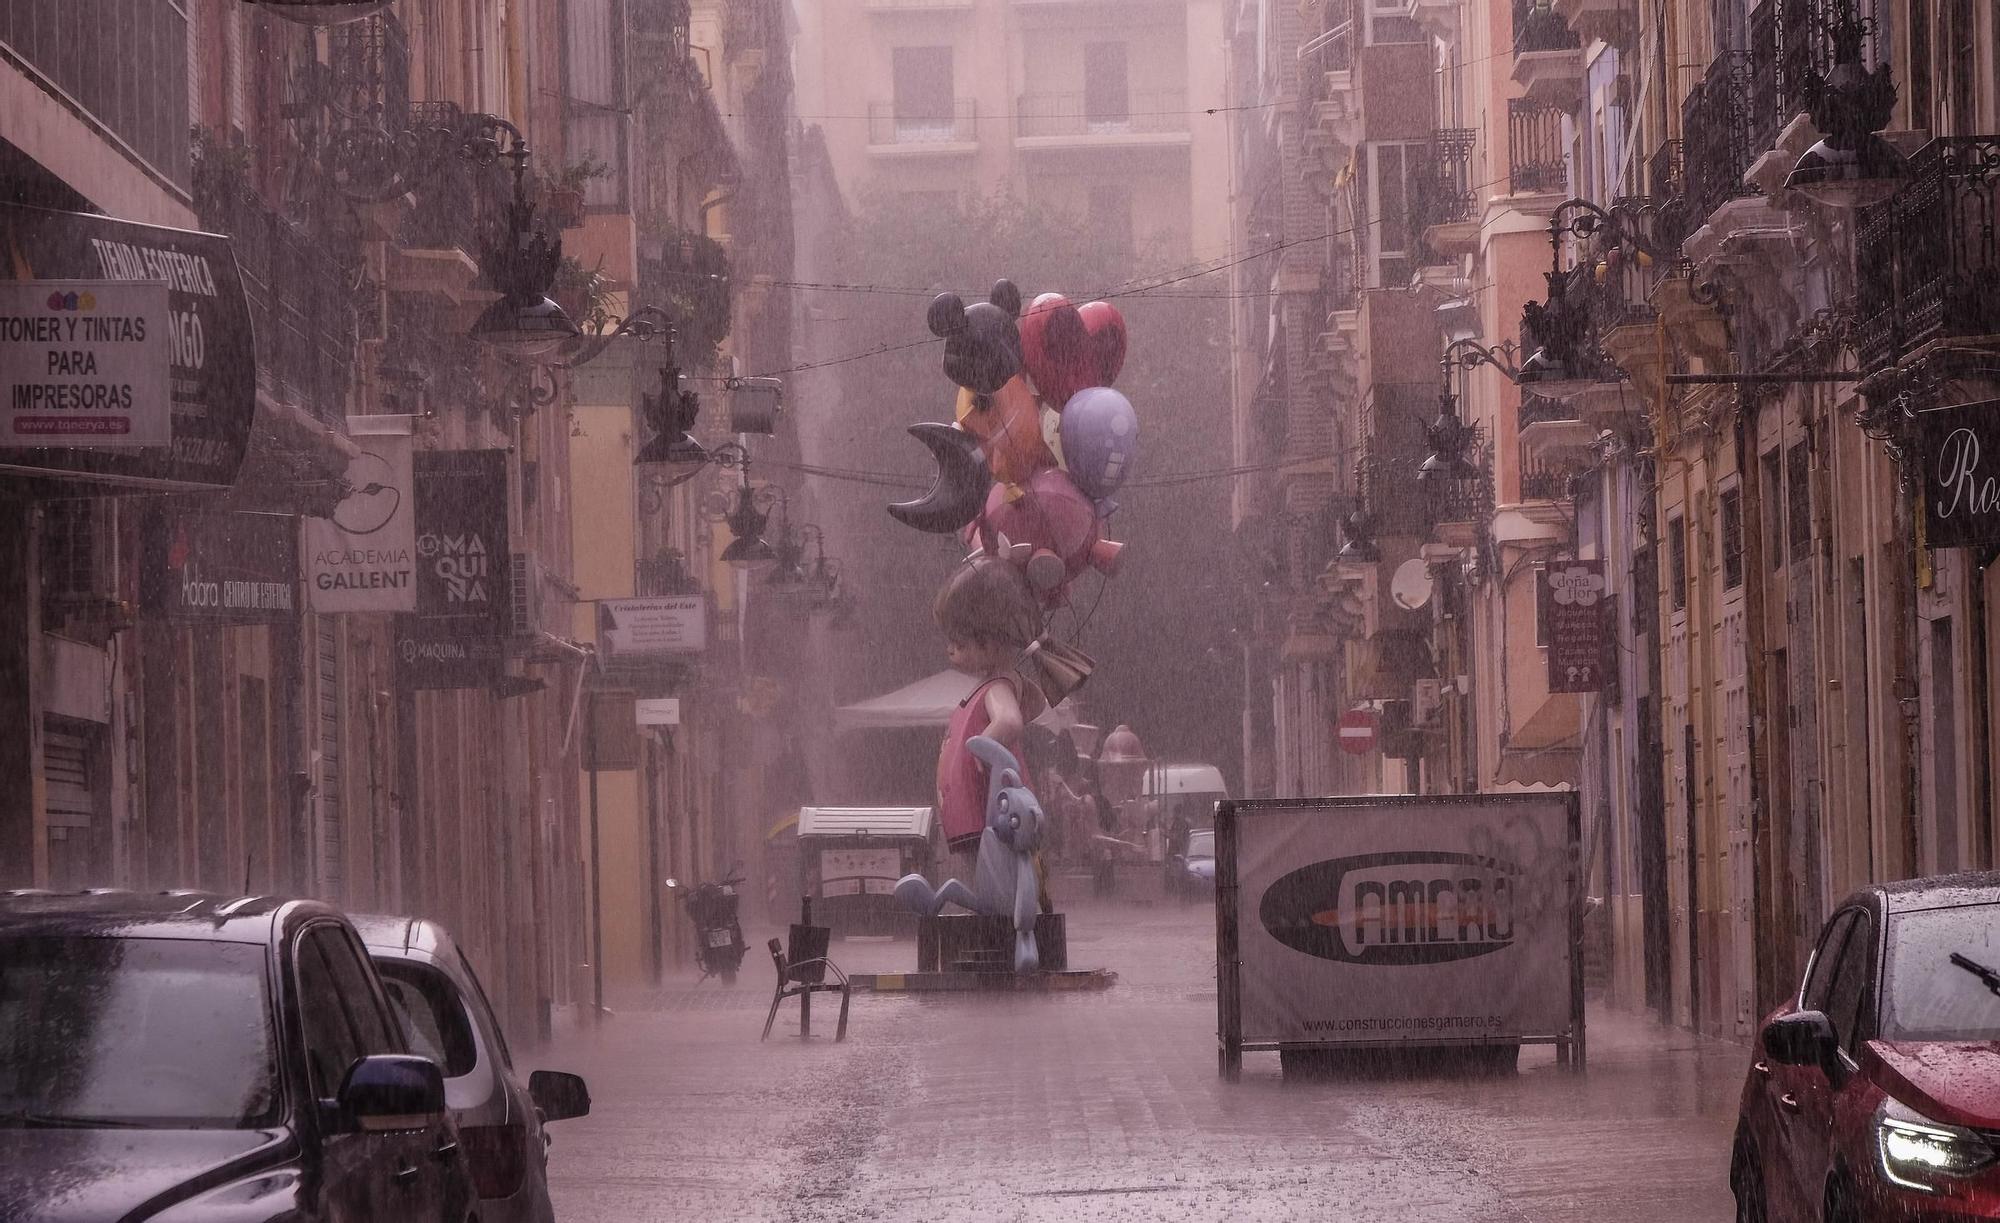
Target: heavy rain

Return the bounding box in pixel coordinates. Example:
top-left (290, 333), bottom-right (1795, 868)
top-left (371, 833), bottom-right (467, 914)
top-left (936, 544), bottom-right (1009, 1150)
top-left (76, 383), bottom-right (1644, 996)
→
top-left (0, 1), bottom-right (1997, 1221)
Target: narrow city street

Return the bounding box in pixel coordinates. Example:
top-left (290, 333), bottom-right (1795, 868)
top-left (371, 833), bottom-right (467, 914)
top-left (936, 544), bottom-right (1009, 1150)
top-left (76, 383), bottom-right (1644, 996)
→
top-left (533, 894), bottom-right (1743, 1222)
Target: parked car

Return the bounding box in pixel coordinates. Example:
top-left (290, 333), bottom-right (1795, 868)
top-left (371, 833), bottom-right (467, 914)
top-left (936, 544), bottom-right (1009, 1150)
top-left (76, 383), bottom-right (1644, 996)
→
top-left (0, 889), bottom-right (476, 1222)
top-left (352, 914), bottom-right (590, 1223)
top-left (1165, 828), bottom-right (1217, 900)
top-left (1731, 873), bottom-right (2000, 1222)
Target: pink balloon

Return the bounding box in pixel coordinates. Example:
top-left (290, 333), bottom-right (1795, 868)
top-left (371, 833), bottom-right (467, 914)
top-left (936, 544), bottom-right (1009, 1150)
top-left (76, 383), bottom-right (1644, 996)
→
top-left (963, 467), bottom-right (1121, 606)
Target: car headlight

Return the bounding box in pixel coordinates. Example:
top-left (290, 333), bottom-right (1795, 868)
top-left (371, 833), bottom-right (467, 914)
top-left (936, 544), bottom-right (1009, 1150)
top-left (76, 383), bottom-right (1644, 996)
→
top-left (1876, 1096), bottom-right (1996, 1191)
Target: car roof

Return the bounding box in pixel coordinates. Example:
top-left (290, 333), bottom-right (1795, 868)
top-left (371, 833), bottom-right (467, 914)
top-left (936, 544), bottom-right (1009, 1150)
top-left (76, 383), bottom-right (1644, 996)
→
top-left (1142, 764), bottom-right (1228, 795)
top-left (348, 912), bottom-right (459, 960)
top-left (0, 888), bottom-right (334, 943)
top-left (1844, 872), bottom-right (2000, 915)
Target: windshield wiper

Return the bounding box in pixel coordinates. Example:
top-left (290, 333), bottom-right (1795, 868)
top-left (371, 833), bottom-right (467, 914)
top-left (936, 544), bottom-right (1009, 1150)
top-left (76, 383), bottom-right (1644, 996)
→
top-left (0, 1110), bottom-right (150, 1129)
top-left (1950, 952), bottom-right (2000, 996)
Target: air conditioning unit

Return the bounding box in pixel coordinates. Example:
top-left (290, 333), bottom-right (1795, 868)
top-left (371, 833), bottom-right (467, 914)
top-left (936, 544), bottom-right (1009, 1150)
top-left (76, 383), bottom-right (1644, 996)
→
top-left (1411, 678), bottom-right (1444, 728)
top-left (508, 552), bottom-right (540, 638)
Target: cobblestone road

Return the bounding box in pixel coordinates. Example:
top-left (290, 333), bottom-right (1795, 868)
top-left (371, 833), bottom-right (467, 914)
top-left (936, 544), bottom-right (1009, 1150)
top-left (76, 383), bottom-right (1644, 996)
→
top-left (529, 897), bottom-right (1742, 1222)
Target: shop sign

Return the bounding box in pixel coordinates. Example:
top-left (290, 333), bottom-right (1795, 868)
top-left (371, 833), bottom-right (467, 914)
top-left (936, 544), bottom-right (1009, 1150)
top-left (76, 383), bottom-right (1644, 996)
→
top-left (303, 422), bottom-right (417, 613)
top-left (1919, 400), bottom-right (2000, 549)
top-left (141, 511), bottom-right (299, 623)
top-left (0, 280), bottom-right (171, 447)
top-left (634, 697), bottom-right (682, 726)
top-left (0, 205), bottom-right (255, 488)
top-left (598, 596), bottom-right (707, 659)
top-left (394, 449), bottom-right (510, 690)
top-left (393, 617), bottom-right (505, 690)
top-left (1543, 560), bottom-right (1606, 693)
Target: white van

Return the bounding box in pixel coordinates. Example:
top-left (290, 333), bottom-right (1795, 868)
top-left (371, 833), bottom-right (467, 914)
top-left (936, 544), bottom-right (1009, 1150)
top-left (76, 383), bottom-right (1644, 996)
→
top-left (1143, 763), bottom-right (1229, 831)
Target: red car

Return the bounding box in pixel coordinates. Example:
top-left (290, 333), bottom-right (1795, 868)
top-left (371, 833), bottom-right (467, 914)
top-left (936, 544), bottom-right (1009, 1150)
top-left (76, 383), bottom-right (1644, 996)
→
top-left (1733, 874), bottom-right (2000, 1222)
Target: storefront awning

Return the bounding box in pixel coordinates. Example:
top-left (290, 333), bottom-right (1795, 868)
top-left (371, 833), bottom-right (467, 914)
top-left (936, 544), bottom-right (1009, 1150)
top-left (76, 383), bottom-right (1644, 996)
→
top-left (1495, 691), bottom-right (1583, 787)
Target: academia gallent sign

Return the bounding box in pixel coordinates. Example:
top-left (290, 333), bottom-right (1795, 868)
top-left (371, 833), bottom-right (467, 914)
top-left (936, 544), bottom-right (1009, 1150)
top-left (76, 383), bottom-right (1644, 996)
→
top-left (304, 422), bottom-right (417, 613)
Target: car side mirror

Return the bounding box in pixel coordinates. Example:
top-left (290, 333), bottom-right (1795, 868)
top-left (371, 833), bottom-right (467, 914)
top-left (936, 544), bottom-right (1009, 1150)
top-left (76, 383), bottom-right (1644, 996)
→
top-left (528, 1069), bottom-right (592, 1123)
top-left (1763, 1010), bottom-right (1840, 1076)
top-left (337, 1054), bottom-right (445, 1132)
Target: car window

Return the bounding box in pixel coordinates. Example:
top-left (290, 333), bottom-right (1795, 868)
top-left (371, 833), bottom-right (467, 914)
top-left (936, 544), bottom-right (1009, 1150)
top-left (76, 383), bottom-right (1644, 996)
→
top-left (1883, 903), bottom-right (2000, 1042)
top-left (310, 927), bottom-right (399, 1055)
top-left (377, 961), bottom-right (478, 1077)
top-left (1824, 912), bottom-right (1875, 1054)
top-left (454, 949), bottom-right (514, 1069)
top-left (0, 935), bottom-right (279, 1128)
top-left (1801, 910), bottom-right (1856, 1011)
top-left (296, 932), bottom-right (364, 1099)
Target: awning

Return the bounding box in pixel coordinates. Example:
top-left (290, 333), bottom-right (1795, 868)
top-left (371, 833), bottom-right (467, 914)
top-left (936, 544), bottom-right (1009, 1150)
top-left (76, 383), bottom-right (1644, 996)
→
top-left (1495, 691), bottom-right (1584, 787)
top-left (835, 669), bottom-right (1078, 731)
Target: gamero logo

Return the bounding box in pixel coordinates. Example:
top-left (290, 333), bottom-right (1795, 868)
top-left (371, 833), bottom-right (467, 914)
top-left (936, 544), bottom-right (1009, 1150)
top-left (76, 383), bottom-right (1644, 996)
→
top-left (1259, 852), bottom-right (1524, 966)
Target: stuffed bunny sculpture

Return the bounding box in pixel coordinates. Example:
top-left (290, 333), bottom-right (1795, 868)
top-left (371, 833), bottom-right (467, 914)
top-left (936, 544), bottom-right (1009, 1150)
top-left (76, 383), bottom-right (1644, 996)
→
top-left (894, 735), bottom-right (1043, 973)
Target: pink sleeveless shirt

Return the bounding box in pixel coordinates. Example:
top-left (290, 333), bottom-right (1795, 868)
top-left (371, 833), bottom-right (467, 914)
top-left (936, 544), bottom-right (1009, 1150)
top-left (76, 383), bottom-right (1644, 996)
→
top-left (937, 677), bottom-right (1013, 851)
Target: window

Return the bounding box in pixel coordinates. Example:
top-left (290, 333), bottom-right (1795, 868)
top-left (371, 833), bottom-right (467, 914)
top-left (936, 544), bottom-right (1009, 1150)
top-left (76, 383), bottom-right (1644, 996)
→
top-left (1364, 0), bottom-right (1424, 44)
top-left (1667, 516), bottom-right (1688, 612)
top-left (1631, 547), bottom-right (1655, 638)
top-left (377, 961), bottom-right (478, 1078)
top-left (564, 0), bottom-right (629, 208)
top-left (1083, 42), bottom-right (1130, 129)
top-left (1802, 910), bottom-right (1856, 1011)
top-left (1884, 904), bottom-right (2000, 1042)
top-left (1720, 487), bottom-right (1744, 589)
top-left (1787, 442), bottom-right (1812, 561)
top-left (1761, 450), bottom-right (1783, 572)
top-left (1824, 912), bottom-right (1875, 1054)
top-left (297, 931), bottom-right (364, 1099)
top-left (892, 46), bottom-right (954, 140)
top-left (1367, 142), bottom-right (1419, 286)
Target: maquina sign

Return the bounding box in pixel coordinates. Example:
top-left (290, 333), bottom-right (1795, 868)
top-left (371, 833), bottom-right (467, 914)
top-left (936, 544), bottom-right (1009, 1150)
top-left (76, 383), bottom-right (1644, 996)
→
top-left (1919, 400), bottom-right (2000, 549)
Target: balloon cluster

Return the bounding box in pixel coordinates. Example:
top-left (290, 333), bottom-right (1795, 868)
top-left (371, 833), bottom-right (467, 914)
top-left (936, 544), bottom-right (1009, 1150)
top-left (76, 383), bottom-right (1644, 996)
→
top-left (888, 279), bottom-right (1139, 607)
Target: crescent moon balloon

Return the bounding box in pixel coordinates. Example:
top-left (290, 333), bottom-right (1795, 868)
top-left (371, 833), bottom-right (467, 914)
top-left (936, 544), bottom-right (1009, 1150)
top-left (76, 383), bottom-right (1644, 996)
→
top-left (887, 422), bottom-right (990, 533)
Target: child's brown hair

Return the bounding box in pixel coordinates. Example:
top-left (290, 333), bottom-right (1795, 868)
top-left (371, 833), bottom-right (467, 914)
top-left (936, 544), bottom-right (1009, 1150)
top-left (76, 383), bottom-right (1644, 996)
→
top-left (933, 558), bottom-right (1095, 704)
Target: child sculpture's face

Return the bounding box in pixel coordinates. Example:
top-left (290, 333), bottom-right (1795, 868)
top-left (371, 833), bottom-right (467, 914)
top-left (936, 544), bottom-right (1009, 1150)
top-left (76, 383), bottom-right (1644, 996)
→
top-left (946, 635), bottom-right (1010, 677)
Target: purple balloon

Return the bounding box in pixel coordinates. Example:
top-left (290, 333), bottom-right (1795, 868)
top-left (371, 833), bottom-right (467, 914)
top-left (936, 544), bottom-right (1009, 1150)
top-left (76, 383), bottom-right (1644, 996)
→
top-left (1059, 386), bottom-right (1139, 503)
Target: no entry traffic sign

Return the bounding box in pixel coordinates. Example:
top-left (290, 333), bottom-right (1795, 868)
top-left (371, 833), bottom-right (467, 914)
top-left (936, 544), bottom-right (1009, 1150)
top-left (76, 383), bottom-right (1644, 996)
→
top-left (1335, 707), bottom-right (1379, 755)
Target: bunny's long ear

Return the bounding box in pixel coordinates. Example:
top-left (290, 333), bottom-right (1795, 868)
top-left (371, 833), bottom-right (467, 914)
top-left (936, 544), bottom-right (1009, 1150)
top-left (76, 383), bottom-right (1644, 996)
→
top-left (965, 734), bottom-right (1021, 777)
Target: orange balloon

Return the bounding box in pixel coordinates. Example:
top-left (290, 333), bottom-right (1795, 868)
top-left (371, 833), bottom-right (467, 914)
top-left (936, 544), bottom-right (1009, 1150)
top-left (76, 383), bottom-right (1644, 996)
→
top-left (955, 377), bottom-right (1054, 489)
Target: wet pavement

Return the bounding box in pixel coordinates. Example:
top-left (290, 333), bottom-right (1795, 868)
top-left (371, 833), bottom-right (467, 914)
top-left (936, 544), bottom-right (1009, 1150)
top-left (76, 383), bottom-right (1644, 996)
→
top-left (528, 894), bottom-right (1743, 1221)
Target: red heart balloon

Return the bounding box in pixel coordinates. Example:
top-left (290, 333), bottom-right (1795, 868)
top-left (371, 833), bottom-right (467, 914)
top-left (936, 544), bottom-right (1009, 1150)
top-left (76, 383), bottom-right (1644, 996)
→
top-left (1077, 301), bottom-right (1127, 386)
top-left (1018, 292), bottom-right (1097, 410)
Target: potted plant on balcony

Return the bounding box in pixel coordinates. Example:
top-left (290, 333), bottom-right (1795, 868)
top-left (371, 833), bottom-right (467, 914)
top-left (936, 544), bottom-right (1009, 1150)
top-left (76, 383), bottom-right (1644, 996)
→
top-left (551, 255), bottom-right (610, 332)
top-left (541, 156), bottom-right (608, 231)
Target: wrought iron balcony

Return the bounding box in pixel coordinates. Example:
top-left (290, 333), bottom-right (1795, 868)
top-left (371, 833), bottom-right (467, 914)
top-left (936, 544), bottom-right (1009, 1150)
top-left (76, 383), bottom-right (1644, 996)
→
top-left (1015, 89), bottom-right (1188, 140)
top-left (1853, 136), bottom-right (2000, 370)
top-left (1411, 129), bottom-right (1477, 263)
top-left (1513, 0), bottom-right (1581, 53)
top-left (1518, 394), bottom-right (1579, 428)
top-left (193, 147), bottom-right (357, 428)
top-left (396, 102), bottom-right (515, 255)
top-left (1519, 459), bottom-right (1589, 502)
top-left (868, 98), bottom-right (978, 146)
top-left (1679, 51), bottom-right (1760, 230)
top-left (1648, 140), bottom-right (1695, 257)
top-left (1509, 98), bottom-right (1568, 195)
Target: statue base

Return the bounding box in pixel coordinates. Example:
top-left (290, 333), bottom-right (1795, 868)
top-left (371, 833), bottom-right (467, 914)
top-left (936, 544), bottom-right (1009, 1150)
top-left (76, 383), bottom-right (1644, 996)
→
top-left (917, 912), bottom-right (1068, 973)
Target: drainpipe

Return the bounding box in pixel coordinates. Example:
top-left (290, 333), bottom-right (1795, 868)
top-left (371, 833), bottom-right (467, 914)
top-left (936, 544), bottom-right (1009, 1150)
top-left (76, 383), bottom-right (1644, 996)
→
top-left (1974, 546), bottom-right (1997, 870)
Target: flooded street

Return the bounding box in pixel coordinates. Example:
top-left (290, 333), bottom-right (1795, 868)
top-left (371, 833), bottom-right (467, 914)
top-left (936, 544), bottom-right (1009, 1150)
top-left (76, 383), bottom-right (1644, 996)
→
top-left (536, 895), bottom-right (1741, 1222)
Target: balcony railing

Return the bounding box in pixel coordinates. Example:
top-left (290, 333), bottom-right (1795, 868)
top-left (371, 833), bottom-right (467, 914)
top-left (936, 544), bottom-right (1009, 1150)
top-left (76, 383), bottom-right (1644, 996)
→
top-left (194, 156), bottom-right (357, 428)
top-left (1680, 51), bottom-right (1760, 230)
top-left (397, 103), bottom-right (513, 255)
top-left (327, 13), bottom-right (411, 136)
top-left (1015, 89), bottom-right (1188, 139)
top-left (1746, 1), bottom-right (1782, 154)
top-left (1509, 98), bottom-right (1568, 194)
top-left (1520, 460), bottom-right (1589, 502)
top-left (1854, 136), bottom-right (2000, 369)
top-left (1518, 395), bottom-right (1579, 429)
top-left (1776, 0), bottom-right (1834, 124)
top-left (1412, 128), bottom-right (1477, 262)
top-left (1513, 0), bottom-right (1581, 54)
top-left (868, 98), bottom-right (978, 145)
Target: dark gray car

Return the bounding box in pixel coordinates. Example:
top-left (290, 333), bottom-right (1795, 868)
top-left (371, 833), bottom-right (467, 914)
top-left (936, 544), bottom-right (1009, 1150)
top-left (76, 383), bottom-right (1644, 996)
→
top-left (352, 915), bottom-right (589, 1223)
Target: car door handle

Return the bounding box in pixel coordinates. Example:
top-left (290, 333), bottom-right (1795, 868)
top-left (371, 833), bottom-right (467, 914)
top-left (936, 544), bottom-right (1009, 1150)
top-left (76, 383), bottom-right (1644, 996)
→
top-left (432, 1138), bottom-right (459, 1161)
top-left (1753, 1060), bottom-right (1771, 1077)
top-left (1779, 1093), bottom-right (1802, 1114)
top-left (394, 1161), bottom-right (421, 1186)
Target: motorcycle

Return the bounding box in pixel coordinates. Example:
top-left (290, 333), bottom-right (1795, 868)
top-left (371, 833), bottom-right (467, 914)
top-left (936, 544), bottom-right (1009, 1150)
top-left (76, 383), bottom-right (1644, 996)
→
top-left (665, 869), bottom-right (747, 984)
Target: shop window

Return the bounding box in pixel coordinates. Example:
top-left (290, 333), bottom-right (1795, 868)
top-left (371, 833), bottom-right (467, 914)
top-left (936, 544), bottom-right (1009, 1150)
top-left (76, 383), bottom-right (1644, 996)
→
top-left (1720, 487), bottom-right (1744, 589)
top-left (1668, 516), bottom-right (1688, 612)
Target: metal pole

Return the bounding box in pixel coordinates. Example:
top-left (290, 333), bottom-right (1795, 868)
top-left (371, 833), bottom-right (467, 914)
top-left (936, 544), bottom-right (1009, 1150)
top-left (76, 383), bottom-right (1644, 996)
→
top-left (645, 735), bottom-right (664, 986)
top-left (587, 688), bottom-right (604, 1023)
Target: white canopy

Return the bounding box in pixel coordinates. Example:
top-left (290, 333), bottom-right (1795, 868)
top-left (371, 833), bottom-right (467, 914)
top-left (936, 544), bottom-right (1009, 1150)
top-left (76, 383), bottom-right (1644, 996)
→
top-left (835, 669), bottom-right (1078, 732)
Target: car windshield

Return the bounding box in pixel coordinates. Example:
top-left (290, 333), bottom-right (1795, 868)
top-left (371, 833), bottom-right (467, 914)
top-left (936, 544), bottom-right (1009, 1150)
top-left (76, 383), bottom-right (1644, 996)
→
top-left (1883, 904), bottom-right (2000, 1042)
top-left (0, 936), bottom-right (279, 1128)
top-left (1185, 830), bottom-right (1215, 858)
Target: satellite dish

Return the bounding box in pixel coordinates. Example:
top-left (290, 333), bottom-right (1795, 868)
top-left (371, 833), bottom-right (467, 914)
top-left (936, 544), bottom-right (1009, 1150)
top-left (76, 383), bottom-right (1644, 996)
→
top-left (1390, 559), bottom-right (1435, 611)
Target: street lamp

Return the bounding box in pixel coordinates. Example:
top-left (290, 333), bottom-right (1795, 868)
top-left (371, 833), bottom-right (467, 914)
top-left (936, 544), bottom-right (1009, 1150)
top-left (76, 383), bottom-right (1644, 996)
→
top-left (1783, 3), bottom-right (1907, 209)
top-left (467, 137), bottom-right (578, 356)
top-left (718, 481), bottom-right (779, 571)
top-left (1336, 510), bottom-right (1381, 564)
